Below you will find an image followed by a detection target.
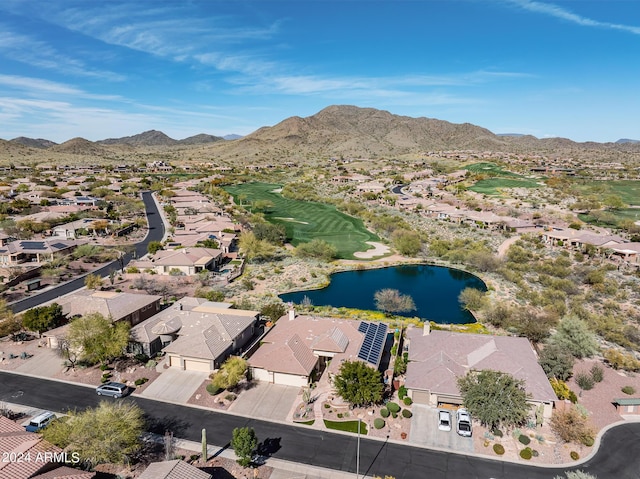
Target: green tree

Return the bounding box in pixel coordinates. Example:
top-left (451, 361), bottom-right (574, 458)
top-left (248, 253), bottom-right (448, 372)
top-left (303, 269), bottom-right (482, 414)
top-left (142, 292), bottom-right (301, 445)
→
top-left (67, 313), bottom-right (130, 365)
top-left (84, 273), bottom-right (103, 290)
top-left (147, 240), bottom-right (164, 255)
top-left (238, 231), bottom-right (276, 262)
top-left (391, 229), bottom-right (422, 256)
top-left (550, 316), bottom-right (599, 359)
top-left (374, 289), bottom-right (416, 315)
top-left (0, 299), bottom-right (22, 339)
top-left (260, 302), bottom-right (287, 323)
top-left (231, 427), bottom-right (258, 467)
top-left (458, 370), bottom-right (530, 430)
top-left (21, 303), bottom-right (64, 335)
top-left (253, 222), bottom-right (287, 245)
top-left (458, 288), bottom-right (487, 312)
top-left (514, 309), bottom-right (558, 344)
top-left (42, 401), bottom-right (144, 467)
top-left (210, 356), bottom-right (248, 391)
top-left (252, 199), bottom-right (275, 213)
top-left (333, 360), bottom-right (383, 407)
top-left (294, 239), bottom-right (337, 261)
top-left (539, 342), bottom-right (575, 380)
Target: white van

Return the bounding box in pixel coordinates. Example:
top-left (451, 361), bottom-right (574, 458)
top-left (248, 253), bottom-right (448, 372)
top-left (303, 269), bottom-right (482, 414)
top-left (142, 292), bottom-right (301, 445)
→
top-left (25, 411), bottom-right (56, 432)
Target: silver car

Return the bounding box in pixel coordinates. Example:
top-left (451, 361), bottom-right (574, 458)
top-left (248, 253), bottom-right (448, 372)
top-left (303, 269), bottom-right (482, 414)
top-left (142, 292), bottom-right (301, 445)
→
top-left (456, 408), bottom-right (473, 437)
top-left (96, 381), bottom-right (128, 398)
top-left (438, 410), bottom-right (452, 431)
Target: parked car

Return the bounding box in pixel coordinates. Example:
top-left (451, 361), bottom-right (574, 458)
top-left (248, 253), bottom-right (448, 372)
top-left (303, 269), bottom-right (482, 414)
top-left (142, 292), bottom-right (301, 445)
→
top-left (456, 408), bottom-right (472, 437)
top-left (438, 410), bottom-right (452, 431)
top-left (96, 381), bottom-right (128, 398)
top-left (25, 411), bottom-right (56, 432)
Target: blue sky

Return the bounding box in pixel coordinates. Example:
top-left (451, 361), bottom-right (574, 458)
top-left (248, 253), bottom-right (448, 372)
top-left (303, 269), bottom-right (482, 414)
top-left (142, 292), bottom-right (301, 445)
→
top-left (0, 0), bottom-right (638, 143)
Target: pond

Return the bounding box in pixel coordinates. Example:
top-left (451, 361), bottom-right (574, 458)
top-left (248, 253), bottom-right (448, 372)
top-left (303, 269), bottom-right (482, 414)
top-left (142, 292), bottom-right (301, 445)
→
top-left (279, 264), bottom-right (486, 324)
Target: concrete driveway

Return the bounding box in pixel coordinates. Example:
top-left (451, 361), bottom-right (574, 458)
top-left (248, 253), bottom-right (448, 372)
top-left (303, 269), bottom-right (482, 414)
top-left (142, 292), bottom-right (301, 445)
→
top-left (229, 382), bottom-right (300, 421)
top-left (13, 348), bottom-right (64, 378)
top-left (409, 404), bottom-right (474, 452)
top-left (140, 368), bottom-right (208, 403)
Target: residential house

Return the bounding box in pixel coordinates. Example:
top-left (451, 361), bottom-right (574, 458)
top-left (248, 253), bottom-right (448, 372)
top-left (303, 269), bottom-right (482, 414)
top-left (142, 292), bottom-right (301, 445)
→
top-left (138, 460), bottom-right (211, 479)
top-left (131, 298), bottom-right (258, 371)
top-left (0, 239), bottom-right (81, 266)
top-left (51, 218), bottom-right (109, 239)
top-left (248, 311), bottom-right (388, 387)
top-left (0, 415), bottom-right (95, 479)
top-left (60, 289), bottom-right (161, 323)
top-left (134, 247), bottom-right (223, 275)
top-left (404, 326), bottom-right (556, 421)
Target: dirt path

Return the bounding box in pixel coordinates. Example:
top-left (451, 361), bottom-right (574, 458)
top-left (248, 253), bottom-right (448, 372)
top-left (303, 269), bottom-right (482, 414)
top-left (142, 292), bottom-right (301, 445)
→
top-left (497, 235), bottom-right (520, 258)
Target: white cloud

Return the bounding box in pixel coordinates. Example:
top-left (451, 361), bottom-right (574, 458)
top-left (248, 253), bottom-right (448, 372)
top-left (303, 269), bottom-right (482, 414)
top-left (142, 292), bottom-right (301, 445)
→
top-left (0, 75), bottom-right (124, 102)
top-left (508, 0), bottom-right (640, 35)
top-left (0, 28), bottom-right (125, 81)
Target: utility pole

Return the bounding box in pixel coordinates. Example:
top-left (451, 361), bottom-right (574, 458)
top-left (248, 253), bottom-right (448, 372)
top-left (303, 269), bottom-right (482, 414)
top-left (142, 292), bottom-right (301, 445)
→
top-left (356, 417), bottom-right (361, 479)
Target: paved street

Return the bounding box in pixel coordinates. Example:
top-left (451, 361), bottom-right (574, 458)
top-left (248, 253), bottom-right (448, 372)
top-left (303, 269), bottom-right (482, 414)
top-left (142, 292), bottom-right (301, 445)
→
top-left (4, 371), bottom-right (640, 478)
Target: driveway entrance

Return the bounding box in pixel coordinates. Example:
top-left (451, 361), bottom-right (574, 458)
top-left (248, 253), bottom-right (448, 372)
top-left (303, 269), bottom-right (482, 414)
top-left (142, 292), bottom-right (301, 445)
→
top-left (140, 368), bottom-right (207, 403)
top-left (229, 382), bottom-right (300, 421)
top-left (410, 404), bottom-right (474, 452)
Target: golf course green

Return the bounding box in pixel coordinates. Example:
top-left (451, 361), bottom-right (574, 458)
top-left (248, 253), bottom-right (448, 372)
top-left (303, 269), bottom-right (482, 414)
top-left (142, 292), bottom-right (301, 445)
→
top-left (224, 182), bottom-right (379, 259)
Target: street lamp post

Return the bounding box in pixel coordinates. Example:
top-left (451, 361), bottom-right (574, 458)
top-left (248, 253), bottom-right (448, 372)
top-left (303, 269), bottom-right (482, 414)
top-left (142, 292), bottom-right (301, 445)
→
top-left (356, 417), bottom-right (361, 479)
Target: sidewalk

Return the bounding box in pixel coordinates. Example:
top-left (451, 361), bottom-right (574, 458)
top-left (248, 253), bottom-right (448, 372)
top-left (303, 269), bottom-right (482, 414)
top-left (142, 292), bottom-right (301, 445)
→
top-left (4, 401), bottom-right (369, 479)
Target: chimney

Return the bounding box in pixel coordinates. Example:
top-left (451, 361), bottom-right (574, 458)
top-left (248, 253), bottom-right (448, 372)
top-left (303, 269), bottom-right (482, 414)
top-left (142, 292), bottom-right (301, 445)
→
top-left (288, 308), bottom-right (295, 321)
top-left (423, 322), bottom-right (431, 336)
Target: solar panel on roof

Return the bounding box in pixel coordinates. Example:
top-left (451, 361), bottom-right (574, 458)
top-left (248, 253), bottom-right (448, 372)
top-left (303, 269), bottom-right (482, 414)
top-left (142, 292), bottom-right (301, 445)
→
top-left (20, 241), bottom-right (46, 250)
top-left (51, 242), bottom-right (69, 250)
top-left (357, 322), bottom-right (388, 367)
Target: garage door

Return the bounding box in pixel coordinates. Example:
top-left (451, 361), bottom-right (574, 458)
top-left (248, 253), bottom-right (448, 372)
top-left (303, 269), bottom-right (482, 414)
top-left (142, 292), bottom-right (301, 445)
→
top-left (273, 372), bottom-right (308, 388)
top-left (169, 355), bottom-right (180, 368)
top-left (411, 390), bottom-right (431, 405)
top-left (183, 359), bottom-right (211, 372)
top-left (251, 368), bottom-right (272, 383)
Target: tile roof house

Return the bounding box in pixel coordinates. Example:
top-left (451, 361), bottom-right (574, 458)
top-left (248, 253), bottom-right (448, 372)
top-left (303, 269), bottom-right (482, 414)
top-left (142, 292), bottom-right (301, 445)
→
top-left (0, 416), bottom-right (95, 479)
top-left (0, 239), bottom-right (82, 266)
top-left (56, 290), bottom-right (162, 326)
top-left (138, 459), bottom-right (211, 479)
top-left (248, 311), bottom-right (387, 388)
top-left (133, 247), bottom-right (223, 276)
top-left (405, 326), bottom-right (557, 421)
top-left (131, 298), bottom-right (258, 371)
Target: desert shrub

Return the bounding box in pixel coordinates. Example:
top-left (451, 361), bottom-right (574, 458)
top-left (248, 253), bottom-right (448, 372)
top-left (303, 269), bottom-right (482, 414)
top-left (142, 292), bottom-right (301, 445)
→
top-left (100, 376), bottom-right (110, 383)
top-left (622, 385), bottom-right (636, 395)
top-left (403, 397), bottom-right (412, 406)
top-left (402, 409), bottom-right (412, 418)
top-left (134, 377), bottom-right (148, 386)
top-left (391, 412), bottom-right (398, 418)
top-left (520, 447), bottom-right (532, 460)
top-left (493, 444), bottom-right (505, 455)
top-left (134, 353), bottom-right (149, 364)
top-left (551, 407), bottom-right (594, 444)
top-left (568, 390), bottom-right (578, 403)
top-left (519, 435), bottom-right (531, 445)
top-left (374, 418), bottom-right (385, 429)
top-left (225, 393), bottom-right (236, 401)
top-left (575, 372), bottom-right (595, 391)
top-left (380, 408), bottom-right (390, 418)
top-left (337, 413), bottom-right (343, 418)
top-left (590, 364), bottom-right (604, 383)
top-left (604, 348), bottom-right (640, 371)
top-left (582, 436), bottom-right (594, 447)
top-left (492, 428), bottom-right (504, 438)
top-left (387, 402), bottom-right (400, 413)
top-left (324, 403), bottom-right (330, 408)
top-left (398, 385), bottom-right (407, 399)
top-left (532, 449), bottom-right (539, 457)
top-left (570, 451), bottom-right (579, 460)
top-left (206, 383), bottom-right (223, 396)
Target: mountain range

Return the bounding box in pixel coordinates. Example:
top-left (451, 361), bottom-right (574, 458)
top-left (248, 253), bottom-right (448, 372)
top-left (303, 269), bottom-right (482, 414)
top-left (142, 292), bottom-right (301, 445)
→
top-left (2, 105), bottom-right (639, 164)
